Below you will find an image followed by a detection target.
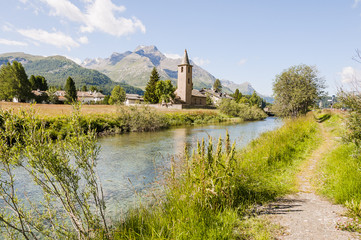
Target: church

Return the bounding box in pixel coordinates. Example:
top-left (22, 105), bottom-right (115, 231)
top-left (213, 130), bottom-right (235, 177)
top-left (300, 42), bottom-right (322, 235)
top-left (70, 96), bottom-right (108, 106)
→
top-left (174, 50), bottom-right (207, 106)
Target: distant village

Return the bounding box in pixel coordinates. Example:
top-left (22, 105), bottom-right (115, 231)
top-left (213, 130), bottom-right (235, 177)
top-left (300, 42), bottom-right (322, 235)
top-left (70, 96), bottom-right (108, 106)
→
top-left (5, 50), bottom-right (238, 109)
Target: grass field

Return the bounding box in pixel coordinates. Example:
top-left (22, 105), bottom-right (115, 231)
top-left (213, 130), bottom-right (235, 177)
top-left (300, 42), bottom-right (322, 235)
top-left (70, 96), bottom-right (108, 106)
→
top-left (0, 102), bottom-right (220, 117)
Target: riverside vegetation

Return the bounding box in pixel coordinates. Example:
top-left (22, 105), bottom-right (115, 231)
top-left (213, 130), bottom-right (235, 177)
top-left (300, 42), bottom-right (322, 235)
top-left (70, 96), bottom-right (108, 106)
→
top-left (316, 111), bottom-right (361, 233)
top-left (0, 103), bottom-right (267, 139)
top-left (0, 105), bottom-right (320, 239)
top-left (115, 115), bottom-right (319, 239)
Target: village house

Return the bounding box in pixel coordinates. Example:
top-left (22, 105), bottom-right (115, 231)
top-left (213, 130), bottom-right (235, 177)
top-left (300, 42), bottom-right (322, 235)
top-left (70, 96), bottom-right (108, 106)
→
top-left (199, 88), bottom-right (233, 105)
top-left (55, 90), bottom-right (105, 103)
top-left (125, 94), bottom-right (144, 105)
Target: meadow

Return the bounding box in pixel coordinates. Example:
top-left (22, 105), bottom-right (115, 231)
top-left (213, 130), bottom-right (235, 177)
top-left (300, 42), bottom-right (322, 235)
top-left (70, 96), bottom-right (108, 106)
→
top-left (317, 111), bottom-right (361, 232)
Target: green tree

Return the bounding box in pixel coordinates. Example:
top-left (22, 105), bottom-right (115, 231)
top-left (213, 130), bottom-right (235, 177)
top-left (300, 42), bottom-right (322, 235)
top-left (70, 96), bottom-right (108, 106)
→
top-left (273, 64), bottom-right (325, 117)
top-left (213, 79), bottom-right (222, 92)
top-left (103, 95), bottom-right (110, 105)
top-left (81, 85), bottom-right (88, 91)
top-left (109, 85), bottom-right (126, 104)
top-left (144, 67), bottom-right (160, 103)
top-left (64, 76), bottom-right (77, 103)
top-left (29, 75), bottom-right (48, 91)
top-left (89, 86), bottom-right (99, 92)
top-left (0, 61), bottom-right (32, 102)
top-left (155, 80), bottom-right (175, 103)
top-left (47, 86), bottom-right (59, 104)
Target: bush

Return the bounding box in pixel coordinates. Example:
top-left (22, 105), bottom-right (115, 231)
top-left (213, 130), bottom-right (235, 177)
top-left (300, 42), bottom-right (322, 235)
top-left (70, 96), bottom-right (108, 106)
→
top-left (218, 99), bottom-right (267, 120)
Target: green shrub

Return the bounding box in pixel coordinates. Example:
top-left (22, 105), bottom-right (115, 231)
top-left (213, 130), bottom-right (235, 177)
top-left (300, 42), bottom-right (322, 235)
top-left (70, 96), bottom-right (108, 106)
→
top-left (218, 99), bottom-right (267, 120)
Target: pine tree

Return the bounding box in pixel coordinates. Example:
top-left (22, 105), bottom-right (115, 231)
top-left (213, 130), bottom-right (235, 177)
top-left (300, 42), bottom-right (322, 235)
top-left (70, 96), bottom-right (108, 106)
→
top-left (64, 76), bottom-right (77, 103)
top-left (0, 61), bottom-right (32, 102)
top-left (144, 67), bottom-right (160, 103)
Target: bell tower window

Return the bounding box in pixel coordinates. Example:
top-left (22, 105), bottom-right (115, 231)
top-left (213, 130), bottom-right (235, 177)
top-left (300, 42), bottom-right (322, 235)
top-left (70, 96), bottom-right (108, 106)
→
top-left (188, 78), bottom-right (190, 84)
top-left (181, 66), bottom-right (183, 72)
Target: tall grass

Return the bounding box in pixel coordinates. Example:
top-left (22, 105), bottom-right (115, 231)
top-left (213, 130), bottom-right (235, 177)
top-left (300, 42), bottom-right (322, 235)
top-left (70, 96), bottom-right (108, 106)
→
top-left (0, 106), bottom-right (239, 139)
top-left (318, 113), bottom-right (361, 222)
top-left (115, 115), bottom-right (319, 239)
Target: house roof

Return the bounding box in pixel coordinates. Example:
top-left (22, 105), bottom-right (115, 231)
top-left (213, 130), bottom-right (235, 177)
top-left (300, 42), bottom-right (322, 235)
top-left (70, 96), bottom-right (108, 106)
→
top-left (191, 89), bottom-right (206, 98)
top-left (126, 94), bottom-right (144, 101)
top-left (77, 91), bottom-right (105, 98)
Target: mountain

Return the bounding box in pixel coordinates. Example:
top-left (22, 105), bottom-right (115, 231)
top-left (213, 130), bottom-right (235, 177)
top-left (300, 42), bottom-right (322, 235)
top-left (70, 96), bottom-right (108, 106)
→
top-left (82, 45), bottom-right (274, 102)
top-left (82, 45), bottom-right (225, 91)
top-left (0, 52), bottom-right (143, 95)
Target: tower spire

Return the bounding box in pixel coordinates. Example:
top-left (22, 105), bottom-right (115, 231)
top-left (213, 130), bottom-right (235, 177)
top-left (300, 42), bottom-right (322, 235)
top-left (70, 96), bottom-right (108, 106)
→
top-left (181, 49), bottom-right (190, 65)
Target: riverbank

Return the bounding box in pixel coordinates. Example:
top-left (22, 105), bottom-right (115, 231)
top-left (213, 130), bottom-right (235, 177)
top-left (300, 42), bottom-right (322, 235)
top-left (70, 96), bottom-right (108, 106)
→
top-left (114, 114), bottom-right (320, 239)
top-left (0, 103), bottom-right (266, 138)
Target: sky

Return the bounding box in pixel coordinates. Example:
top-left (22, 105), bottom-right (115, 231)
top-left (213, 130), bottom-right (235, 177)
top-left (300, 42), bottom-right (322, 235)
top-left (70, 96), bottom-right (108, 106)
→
top-left (1, 0), bottom-right (361, 96)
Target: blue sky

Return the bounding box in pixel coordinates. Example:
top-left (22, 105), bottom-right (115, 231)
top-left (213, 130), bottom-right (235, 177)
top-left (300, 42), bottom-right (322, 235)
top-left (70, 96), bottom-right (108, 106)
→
top-left (1, 0), bottom-right (361, 96)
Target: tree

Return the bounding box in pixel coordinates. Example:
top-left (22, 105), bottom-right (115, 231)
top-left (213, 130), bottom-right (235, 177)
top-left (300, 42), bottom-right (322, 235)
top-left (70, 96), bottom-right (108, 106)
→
top-left (213, 79), bottom-right (222, 92)
top-left (64, 76), bottom-right (77, 103)
top-left (144, 67), bottom-right (160, 103)
top-left (29, 75), bottom-right (48, 91)
top-left (0, 61), bottom-right (32, 102)
top-left (81, 85), bottom-right (88, 92)
top-left (273, 64), bottom-right (325, 117)
top-left (0, 108), bottom-right (109, 239)
top-left (47, 86), bottom-right (59, 104)
top-left (155, 80), bottom-right (175, 103)
top-left (89, 86), bottom-right (100, 92)
top-left (109, 85), bottom-right (126, 104)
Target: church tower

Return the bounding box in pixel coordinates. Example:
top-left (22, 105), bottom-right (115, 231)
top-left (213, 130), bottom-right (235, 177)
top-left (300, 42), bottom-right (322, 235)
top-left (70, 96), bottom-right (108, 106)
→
top-left (177, 49), bottom-right (193, 104)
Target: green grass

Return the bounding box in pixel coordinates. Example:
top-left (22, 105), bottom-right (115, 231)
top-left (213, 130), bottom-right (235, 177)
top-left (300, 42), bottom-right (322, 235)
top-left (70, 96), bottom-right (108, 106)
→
top-left (114, 115), bottom-right (320, 239)
top-left (317, 112), bottom-right (361, 232)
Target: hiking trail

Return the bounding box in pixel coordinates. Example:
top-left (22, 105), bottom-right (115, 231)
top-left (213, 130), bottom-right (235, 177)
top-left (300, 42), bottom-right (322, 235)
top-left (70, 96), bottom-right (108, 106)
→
top-left (262, 124), bottom-right (360, 240)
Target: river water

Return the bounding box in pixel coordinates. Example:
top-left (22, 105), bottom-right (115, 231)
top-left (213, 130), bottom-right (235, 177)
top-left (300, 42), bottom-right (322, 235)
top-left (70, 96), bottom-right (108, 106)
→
top-left (96, 117), bottom-right (283, 215)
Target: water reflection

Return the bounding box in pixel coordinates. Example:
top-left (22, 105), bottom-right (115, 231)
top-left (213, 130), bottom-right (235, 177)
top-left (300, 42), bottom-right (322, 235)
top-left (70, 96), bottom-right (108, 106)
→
top-left (97, 117), bottom-right (283, 215)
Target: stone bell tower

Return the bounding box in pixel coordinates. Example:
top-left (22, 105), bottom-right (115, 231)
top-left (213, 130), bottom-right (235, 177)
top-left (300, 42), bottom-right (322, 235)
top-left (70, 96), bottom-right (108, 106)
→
top-left (177, 49), bottom-right (193, 104)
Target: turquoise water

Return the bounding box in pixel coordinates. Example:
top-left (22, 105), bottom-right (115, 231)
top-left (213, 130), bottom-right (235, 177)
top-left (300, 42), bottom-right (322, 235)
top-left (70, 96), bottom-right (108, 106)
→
top-left (96, 117), bottom-right (283, 216)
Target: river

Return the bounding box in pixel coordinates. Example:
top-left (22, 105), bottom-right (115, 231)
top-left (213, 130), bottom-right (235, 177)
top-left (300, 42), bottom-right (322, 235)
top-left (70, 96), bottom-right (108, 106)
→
top-left (96, 117), bottom-right (283, 215)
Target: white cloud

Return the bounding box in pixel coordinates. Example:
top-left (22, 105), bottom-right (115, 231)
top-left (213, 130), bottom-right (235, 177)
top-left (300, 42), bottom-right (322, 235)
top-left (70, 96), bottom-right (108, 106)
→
top-left (78, 36), bottom-right (88, 44)
top-left (193, 57), bottom-right (210, 66)
top-left (41, 0), bottom-right (146, 36)
top-left (0, 38), bottom-right (28, 46)
top-left (164, 53), bottom-right (182, 59)
top-left (238, 58), bottom-right (247, 66)
top-left (41, 0), bottom-right (86, 23)
top-left (17, 28), bottom-right (79, 50)
top-left (2, 24), bottom-right (13, 32)
top-left (340, 66), bottom-right (361, 83)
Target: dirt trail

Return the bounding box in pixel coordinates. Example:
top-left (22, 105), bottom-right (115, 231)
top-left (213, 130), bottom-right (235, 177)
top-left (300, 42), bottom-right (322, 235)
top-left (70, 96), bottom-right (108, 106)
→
top-left (264, 124), bottom-right (360, 240)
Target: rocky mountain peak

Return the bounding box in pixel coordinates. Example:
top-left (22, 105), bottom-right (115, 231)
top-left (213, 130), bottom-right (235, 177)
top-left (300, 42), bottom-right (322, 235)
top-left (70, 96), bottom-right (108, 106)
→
top-left (134, 45), bottom-right (159, 53)
top-left (134, 45), bottom-right (165, 66)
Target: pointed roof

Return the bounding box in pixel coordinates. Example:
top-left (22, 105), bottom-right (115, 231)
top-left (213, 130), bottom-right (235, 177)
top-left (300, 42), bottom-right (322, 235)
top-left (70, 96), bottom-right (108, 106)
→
top-left (181, 49), bottom-right (190, 65)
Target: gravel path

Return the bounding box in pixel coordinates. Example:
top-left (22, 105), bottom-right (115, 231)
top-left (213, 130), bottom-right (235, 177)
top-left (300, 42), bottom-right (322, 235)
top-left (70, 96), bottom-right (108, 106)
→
top-left (264, 125), bottom-right (360, 240)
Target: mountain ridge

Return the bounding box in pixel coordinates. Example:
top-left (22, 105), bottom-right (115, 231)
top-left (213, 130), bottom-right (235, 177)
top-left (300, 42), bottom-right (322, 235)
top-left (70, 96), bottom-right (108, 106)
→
top-left (81, 45), bottom-right (273, 102)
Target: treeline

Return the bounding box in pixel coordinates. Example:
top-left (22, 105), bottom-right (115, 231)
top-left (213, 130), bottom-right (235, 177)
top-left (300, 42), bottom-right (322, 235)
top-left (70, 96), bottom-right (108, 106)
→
top-left (0, 61), bottom-right (142, 104)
